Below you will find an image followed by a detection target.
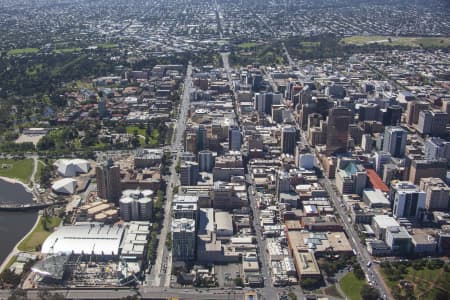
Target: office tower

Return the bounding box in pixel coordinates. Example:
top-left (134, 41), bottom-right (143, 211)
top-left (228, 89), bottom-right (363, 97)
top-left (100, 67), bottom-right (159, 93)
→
top-left (96, 159), bottom-right (121, 205)
top-left (419, 178), bottom-right (450, 211)
top-left (406, 101), bottom-right (429, 125)
top-left (335, 163), bottom-right (367, 196)
top-left (180, 151), bottom-right (196, 162)
top-left (375, 151), bottom-right (392, 176)
top-left (391, 181), bottom-right (426, 219)
top-left (425, 137), bottom-right (450, 161)
top-left (228, 126), bottom-right (242, 151)
top-left (385, 226), bottom-right (412, 256)
top-left (254, 92), bottom-right (281, 115)
top-left (198, 150), bottom-right (214, 172)
top-left (272, 105), bottom-right (284, 123)
top-left (409, 159), bottom-right (447, 185)
top-left (281, 126), bottom-right (297, 155)
top-left (172, 218), bottom-right (196, 261)
top-left (185, 132), bottom-right (198, 154)
top-left (98, 97), bottom-right (107, 118)
top-left (361, 134), bottom-right (373, 153)
top-left (180, 161), bottom-right (199, 186)
top-left (417, 110), bottom-right (448, 137)
top-left (382, 126), bottom-right (407, 157)
top-left (252, 73), bottom-right (263, 92)
top-left (359, 103), bottom-right (379, 122)
top-left (307, 113), bottom-right (323, 132)
top-left (326, 107), bottom-right (351, 155)
top-left (197, 126), bottom-right (207, 152)
top-left (385, 105), bottom-right (402, 126)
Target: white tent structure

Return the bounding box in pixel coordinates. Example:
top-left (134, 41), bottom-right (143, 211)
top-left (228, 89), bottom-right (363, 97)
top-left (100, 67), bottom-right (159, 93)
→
top-left (54, 159), bottom-right (90, 177)
top-left (52, 178), bottom-right (77, 194)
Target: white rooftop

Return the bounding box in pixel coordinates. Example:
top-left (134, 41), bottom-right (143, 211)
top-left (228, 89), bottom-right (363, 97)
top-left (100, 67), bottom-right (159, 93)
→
top-left (42, 224), bottom-right (125, 256)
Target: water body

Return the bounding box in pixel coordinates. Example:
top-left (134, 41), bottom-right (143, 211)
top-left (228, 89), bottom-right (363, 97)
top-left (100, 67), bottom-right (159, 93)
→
top-left (0, 179), bottom-right (38, 265)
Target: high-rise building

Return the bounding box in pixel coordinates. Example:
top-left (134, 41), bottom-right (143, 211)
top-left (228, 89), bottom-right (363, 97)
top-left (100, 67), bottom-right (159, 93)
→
top-left (119, 189), bottom-right (154, 221)
top-left (417, 110), bottom-right (448, 137)
top-left (198, 150), bottom-right (214, 172)
top-left (180, 161), bottom-right (199, 186)
top-left (185, 132), bottom-right (197, 154)
top-left (385, 226), bottom-right (412, 256)
top-left (359, 103), bottom-right (379, 122)
top-left (271, 105), bottom-right (285, 123)
top-left (254, 92), bottom-right (282, 115)
top-left (409, 159), bottom-right (447, 185)
top-left (391, 181), bottom-right (426, 219)
top-left (228, 126), bottom-right (242, 151)
top-left (197, 126), bottom-right (207, 152)
top-left (96, 159), bottom-right (121, 205)
top-left (335, 162), bottom-right (367, 196)
top-left (281, 126), bottom-right (297, 155)
top-left (98, 98), bottom-right (108, 118)
top-left (361, 134), bottom-right (373, 153)
top-left (379, 105), bottom-right (402, 126)
top-left (406, 101), bottom-right (429, 125)
top-left (326, 107), bottom-right (351, 155)
top-left (375, 151), bottom-right (391, 176)
top-left (382, 126), bottom-right (407, 157)
top-left (425, 137), bottom-right (450, 161)
top-left (172, 218), bottom-right (196, 261)
top-left (419, 177), bottom-right (450, 211)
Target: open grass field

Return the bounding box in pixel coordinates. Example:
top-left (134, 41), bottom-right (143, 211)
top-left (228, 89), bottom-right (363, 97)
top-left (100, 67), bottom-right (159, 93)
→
top-left (341, 36), bottom-right (450, 48)
top-left (17, 216), bottom-right (61, 252)
top-left (237, 42), bottom-right (258, 49)
top-left (340, 272), bottom-right (366, 300)
top-left (0, 159), bottom-right (34, 184)
top-left (381, 265), bottom-right (450, 300)
top-left (126, 125), bottom-right (147, 136)
top-left (7, 48), bottom-right (40, 55)
top-left (53, 47), bottom-right (82, 54)
top-left (97, 43), bottom-right (118, 49)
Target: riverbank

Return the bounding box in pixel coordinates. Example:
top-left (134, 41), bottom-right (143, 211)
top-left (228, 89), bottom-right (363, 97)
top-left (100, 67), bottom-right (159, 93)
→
top-left (0, 212), bottom-right (40, 274)
top-left (0, 176), bottom-right (33, 193)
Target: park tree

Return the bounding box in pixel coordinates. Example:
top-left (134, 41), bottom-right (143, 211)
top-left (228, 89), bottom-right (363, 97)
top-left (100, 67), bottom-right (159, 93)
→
top-left (360, 284), bottom-right (380, 300)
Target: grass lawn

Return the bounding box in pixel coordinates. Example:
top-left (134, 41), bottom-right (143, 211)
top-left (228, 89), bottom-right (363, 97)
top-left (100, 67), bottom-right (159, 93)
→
top-left (340, 272), bottom-right (366, 300)
top-left (0, 159), bottom-right (34, 184)
top-left (53, 47), bottom-right (82, 54)
top-left (300, 41), bottom-right (320, 47)
top-left (237, 42), bottom-right (258, 49)
top-left (17, 216), bottom-right (61, 252)
top-left (381, 265), bottom-right (450, 300)
top-left (126, 125), bottom-right (147, 136)
top-left (341, 36), bottom-right (450, 48)
top-left (97, 43), bottom-right (118, 49)
top-left (7, 48), bottom-right (39, 55)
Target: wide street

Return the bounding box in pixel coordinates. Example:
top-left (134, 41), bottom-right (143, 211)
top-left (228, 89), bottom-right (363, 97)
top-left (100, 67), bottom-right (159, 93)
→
top-left (150, 62), bottom-right (193, 288)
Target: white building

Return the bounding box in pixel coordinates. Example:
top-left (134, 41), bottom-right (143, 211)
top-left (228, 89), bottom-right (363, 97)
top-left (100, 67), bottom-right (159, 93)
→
top-left (51, 178), bottom-right (77, 194)
top-left (54, 159), bottom-right (90, 177)
top-left (215, 211), bottom-right (233, 238)
top-left (391, 182), bottom-right (426, 219)
top-left (119, 189), bottom-right (153, 221)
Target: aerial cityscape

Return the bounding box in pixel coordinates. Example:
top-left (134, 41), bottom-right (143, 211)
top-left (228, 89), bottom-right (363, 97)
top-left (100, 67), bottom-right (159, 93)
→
top-left (0, 0), bottom-right (450, 300)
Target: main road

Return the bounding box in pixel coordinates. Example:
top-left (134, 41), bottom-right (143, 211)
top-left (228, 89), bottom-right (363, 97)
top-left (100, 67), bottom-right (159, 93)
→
top-left (319, 177), bottom-right (390, 299)
top-left (151, 62), bottom-right (193, 288)
top-left (0, 287), bottom-right (245, 300)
